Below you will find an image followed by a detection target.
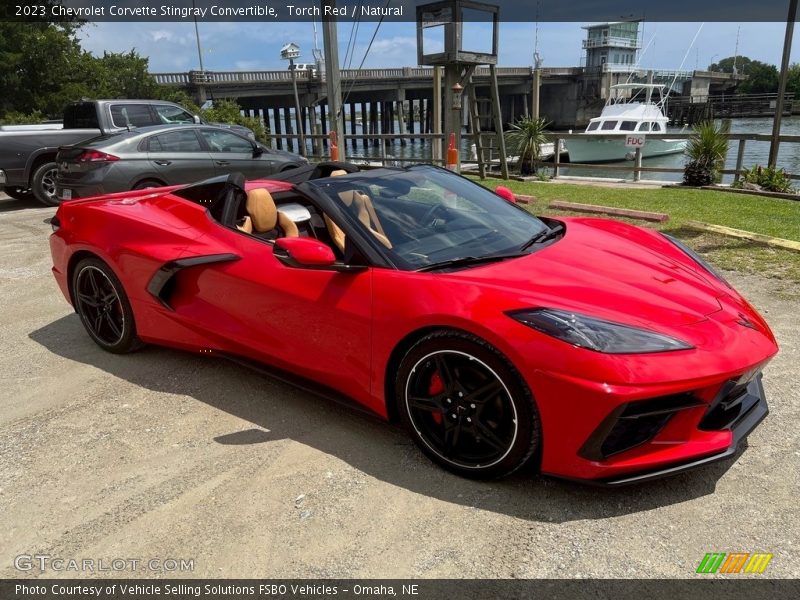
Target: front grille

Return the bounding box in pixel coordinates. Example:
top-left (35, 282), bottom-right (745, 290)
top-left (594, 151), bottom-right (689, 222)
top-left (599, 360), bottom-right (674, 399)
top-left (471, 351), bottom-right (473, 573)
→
top-left (699, 377), bottom-right (760, 431)
top-left (580, 394), bottom-right (703, 460)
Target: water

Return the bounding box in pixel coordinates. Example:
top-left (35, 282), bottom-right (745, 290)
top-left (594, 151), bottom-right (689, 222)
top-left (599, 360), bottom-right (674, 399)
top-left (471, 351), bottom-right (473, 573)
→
top-left (276, 117), bottom-right (800, 183)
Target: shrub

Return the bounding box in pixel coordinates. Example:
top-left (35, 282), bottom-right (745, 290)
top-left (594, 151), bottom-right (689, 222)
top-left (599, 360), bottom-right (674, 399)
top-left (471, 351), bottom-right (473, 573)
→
top-left (733, 165), bottom-right (794, 193)
top-left (0, 110), bottom-right (46, 125)
top-left (505, 117), bottom-right (550, 176)
top-left (683, 120), bottom-right (730, 186)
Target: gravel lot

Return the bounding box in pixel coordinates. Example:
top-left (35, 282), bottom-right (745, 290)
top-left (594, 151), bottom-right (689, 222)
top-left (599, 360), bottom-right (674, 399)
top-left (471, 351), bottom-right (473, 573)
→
top-left (0, 193), bottom-right (798, 579)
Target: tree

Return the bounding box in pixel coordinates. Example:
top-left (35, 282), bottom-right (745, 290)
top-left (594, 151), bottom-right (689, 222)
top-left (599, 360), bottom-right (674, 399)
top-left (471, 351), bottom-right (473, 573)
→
top-left (786, 63), bottom-right (800, 98)
top-left (708, 55), bottom-right (779, 95)
top-left (200, 99), bottom-right (269, 143)
top-left (0, 21), bottom-right (88, 117)
top-left (1, 20), bottom-right (164, 119)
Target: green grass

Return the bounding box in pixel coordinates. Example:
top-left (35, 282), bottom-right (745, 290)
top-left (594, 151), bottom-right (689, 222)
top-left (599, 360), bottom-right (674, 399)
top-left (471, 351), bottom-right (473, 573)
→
top-left (472, 178), bottom-right (800, 289)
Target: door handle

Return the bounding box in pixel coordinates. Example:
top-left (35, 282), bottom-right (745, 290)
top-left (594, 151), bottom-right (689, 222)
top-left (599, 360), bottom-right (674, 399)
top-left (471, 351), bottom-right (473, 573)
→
top-left (154, 160), bottom-right (172, 166)
top-left (215, 160), bottom-right (230, 166)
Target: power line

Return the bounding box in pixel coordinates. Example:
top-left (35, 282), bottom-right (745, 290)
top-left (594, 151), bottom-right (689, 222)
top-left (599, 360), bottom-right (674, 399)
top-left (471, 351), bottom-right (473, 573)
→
top-left (342, 0), bottom-right (391, 108)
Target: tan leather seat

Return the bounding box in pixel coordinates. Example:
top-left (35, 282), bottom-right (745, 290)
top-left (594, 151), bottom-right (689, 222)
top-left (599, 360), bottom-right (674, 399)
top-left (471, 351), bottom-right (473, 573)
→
top-left (324, 171), bottom-right (391, 251)
top-left (245, 188), bottom-right (299, 238)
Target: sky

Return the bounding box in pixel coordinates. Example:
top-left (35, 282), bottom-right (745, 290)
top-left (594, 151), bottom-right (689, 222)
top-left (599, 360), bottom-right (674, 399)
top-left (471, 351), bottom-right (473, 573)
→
top-left (77, 21), bottom-right (800, 74)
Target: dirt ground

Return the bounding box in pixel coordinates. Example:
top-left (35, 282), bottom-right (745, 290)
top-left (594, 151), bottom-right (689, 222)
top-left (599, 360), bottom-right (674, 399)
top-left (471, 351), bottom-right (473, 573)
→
top-left (1, 193), bottom-right (798, 579)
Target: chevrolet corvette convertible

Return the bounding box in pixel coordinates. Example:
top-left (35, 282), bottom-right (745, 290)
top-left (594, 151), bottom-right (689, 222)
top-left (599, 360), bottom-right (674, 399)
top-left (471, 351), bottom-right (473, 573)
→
top-left (48, 163), bottom-right (778, 484)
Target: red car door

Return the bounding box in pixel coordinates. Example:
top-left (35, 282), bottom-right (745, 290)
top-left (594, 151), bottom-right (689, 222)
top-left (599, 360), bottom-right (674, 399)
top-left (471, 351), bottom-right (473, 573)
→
top-left (170, 228), bottom-right (374, 409)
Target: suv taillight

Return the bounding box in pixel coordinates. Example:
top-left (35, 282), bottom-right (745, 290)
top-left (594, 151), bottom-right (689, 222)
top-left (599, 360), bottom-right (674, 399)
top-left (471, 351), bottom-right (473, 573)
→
top-left (78, 150), bottom-right (120, 162)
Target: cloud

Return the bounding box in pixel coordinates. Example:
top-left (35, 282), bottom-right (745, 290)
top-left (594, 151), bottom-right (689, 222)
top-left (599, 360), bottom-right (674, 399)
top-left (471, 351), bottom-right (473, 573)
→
top-left (78, 20), bottom-right (800, 75)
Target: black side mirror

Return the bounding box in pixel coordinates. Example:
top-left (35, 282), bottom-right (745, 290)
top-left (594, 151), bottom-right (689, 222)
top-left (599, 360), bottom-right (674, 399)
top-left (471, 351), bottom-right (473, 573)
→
top-left (253, 144), bottom-right (264, 157)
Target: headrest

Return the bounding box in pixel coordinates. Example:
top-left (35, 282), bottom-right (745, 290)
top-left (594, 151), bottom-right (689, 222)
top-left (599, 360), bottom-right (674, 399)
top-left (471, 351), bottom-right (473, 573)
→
top-left (330, 169), bottom-right (348, 177)
top-left (246, 188), bottom-right (277, 233)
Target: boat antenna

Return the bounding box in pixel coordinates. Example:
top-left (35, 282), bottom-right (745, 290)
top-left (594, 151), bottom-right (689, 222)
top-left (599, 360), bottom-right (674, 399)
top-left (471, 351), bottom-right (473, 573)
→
top-left (665, 22), bottom-right (704, 101)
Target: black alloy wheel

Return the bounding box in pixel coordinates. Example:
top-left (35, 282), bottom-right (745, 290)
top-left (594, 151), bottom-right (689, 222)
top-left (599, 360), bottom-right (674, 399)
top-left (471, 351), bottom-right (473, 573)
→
top-left (397, 331), bottom-right (540, 479)
top-left (72, 258), bottom-right (143, 354)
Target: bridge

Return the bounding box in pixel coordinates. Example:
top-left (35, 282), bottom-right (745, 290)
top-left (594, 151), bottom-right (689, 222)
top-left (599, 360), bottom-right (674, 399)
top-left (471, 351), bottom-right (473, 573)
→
top-left (152, 66), bottom-right (743, 152)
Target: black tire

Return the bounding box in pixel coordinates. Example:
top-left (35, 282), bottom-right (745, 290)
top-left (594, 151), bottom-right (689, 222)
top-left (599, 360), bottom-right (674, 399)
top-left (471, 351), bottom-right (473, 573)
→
top-left (71, 257), bottom-right (144, 354)
top-left (396, 331), bottom-right (541, 479)
top-left (32, 161), bottom-right (60, 206)
top-left (133, 179), bottom-right (164, 191)
top-left (3, 186), bottom-right (34, 201)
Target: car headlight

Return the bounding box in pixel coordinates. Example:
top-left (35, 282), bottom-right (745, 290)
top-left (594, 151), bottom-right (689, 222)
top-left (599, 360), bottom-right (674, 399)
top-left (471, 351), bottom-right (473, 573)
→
top-left (508, 308), bottom-right (693, 354)
top-left (662, 233), bottom-right (731, 288)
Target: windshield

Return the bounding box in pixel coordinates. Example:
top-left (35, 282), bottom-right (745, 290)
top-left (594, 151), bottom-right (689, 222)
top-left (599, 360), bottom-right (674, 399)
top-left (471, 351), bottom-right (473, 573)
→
top-left (313, 165), bottom-right (549, 270)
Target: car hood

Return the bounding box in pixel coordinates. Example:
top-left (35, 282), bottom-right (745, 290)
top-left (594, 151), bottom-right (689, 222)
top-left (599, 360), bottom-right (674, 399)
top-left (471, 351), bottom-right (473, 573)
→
top-left (448, 217), bottom-right (731, 328)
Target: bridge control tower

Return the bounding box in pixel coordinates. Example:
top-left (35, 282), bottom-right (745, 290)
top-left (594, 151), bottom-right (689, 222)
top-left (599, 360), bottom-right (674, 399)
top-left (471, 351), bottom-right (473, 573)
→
top-left (582, 21), bottom-right (641, 70)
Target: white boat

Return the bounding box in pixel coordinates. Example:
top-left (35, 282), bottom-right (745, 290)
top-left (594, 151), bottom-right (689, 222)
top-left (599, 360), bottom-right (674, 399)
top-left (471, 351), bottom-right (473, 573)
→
top-left (566, 84), bottom-right (686, 163)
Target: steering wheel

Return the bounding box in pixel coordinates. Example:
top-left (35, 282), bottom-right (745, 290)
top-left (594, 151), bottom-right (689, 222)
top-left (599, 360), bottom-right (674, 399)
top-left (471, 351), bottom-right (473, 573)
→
top-left (421, 203), bottom-right (449, 228)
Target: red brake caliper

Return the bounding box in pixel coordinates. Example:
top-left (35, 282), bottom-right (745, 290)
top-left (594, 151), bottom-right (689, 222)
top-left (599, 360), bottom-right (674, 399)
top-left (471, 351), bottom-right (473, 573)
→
top-left (428, 371), bottom-right (445, 424)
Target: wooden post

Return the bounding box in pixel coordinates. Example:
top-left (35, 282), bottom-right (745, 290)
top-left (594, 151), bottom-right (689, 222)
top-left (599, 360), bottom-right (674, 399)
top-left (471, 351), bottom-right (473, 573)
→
top-left (734, 139), bottom-right (746, 183)
top-left (370, 102), bottom-right (379, 147)
top-left (408, 98), bottom-right (416, 144)
top-left (553, 137), bottom-right (561, 178)
top-left (349, 103), bottom-right (357, 150)
top-left (432, 66), bottom-right (442, 163)
top-left (283, 107), bottom-right (294, 153)
top-left (634, 147), bottom-right (643, 182)
top-left (360, 102), bottom-right (368, 149)
top-left (272, 108), bottom-right (283, 150)
top-left (397, 99), bottom-right (407, 146)
top-left (309, 107), bottom-right (319, 155)
top-left (388, 101), bottom-right (395, 146)
top-left (489, 65), bottom-right (509, 179)
top-left (320, 103), bottom-right (328, 148)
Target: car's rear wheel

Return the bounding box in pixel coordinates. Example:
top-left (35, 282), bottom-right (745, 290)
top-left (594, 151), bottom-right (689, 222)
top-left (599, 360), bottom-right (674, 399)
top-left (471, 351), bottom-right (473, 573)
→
top-left (72, 257), bottom-right (144, 354)
top-left (3, 186), bottom-right (34, 201)
top-left (396, 331), bottom-right (540, 479)
top-left (133, 179), bottom-right (164, 191)
top-left (32, 161), bottom-right (60, 206)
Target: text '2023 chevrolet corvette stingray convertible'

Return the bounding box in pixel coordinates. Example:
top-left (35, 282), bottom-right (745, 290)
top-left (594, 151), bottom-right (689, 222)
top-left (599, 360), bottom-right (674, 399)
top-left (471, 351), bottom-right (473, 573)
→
top-left (48, 163), bottom-right (778, 484)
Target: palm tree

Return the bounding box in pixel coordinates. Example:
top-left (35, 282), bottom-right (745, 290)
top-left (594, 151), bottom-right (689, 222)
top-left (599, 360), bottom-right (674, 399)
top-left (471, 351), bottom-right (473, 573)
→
top-left (505, 116), bottom-right (550, 176)
top-left (683, 120), bottom-right (731, 186)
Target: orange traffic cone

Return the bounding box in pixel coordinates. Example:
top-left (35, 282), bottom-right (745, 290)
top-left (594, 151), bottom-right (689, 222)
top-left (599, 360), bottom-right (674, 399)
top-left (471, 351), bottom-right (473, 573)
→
top-left (446, 133), bottom-right (458, 171)
top-left (330, 131), bottom-right (340, 161)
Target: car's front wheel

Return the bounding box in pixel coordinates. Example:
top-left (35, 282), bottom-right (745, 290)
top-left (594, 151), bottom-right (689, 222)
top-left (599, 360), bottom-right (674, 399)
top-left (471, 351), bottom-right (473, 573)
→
top-left (71, 257), bottom-right (144, 354)
top-left (396, 331), bottom-right (540, 479)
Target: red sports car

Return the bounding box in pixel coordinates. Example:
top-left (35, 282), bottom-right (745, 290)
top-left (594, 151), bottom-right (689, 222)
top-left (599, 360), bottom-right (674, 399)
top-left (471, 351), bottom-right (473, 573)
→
top-left (48, 163), bottom-right (778, 484)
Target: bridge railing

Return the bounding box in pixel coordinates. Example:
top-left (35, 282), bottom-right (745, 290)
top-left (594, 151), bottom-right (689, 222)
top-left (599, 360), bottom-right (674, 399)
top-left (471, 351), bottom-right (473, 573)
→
top-left (152, 66), bottom-right (541, 86)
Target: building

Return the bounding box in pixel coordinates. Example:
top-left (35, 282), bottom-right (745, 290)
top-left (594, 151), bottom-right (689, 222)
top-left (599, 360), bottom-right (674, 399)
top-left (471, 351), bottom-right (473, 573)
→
top-left (582, 21), bottom-right (641, 70)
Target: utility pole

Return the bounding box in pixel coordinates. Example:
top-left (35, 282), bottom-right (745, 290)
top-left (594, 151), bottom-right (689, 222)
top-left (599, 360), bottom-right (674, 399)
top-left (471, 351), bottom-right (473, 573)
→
top-left (192, 0), bottom-right (204, 72)
top-left (322, 0), bottom-right (346, 160)
top-left (289, 58), bottom-right (306, 156)
top-left (769, 0), bottom-right (798, 167)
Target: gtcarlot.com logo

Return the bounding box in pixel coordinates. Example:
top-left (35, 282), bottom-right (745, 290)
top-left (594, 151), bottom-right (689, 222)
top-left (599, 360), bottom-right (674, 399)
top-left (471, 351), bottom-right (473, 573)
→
top-left (15, 554), bottom-right (194, 573)
top-left (696, 552), bottom-right (773, 574)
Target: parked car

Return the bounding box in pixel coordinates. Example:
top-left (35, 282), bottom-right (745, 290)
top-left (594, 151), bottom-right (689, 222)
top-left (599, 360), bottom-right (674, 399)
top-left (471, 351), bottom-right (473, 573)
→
top-left (0, 99), bottom-right (254, 206)
top-left (48, 164), bottom-right (778, 484)
top-left (55, 124), bottom-right (305, 201)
